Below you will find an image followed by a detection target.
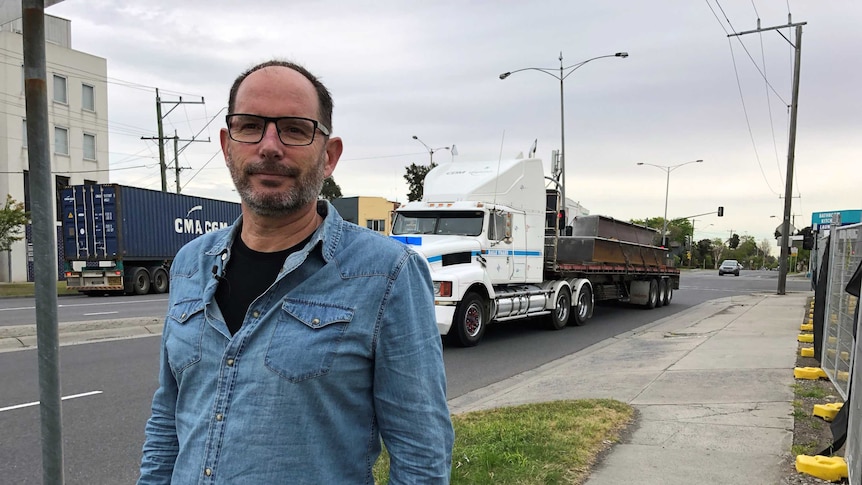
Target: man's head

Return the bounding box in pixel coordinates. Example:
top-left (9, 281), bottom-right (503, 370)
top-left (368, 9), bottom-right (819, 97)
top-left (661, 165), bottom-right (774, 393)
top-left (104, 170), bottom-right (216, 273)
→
top-left (221, 60), bottom-right (342, 218)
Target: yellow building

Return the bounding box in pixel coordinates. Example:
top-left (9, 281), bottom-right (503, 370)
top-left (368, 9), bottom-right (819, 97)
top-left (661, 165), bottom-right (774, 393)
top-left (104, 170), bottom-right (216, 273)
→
top-left (331, 196), bottom-right (400, 234)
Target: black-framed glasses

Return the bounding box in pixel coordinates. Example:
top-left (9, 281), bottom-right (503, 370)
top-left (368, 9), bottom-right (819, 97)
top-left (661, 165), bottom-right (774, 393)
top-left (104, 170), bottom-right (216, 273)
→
top-left (225, 114), bottom-right (330, 146)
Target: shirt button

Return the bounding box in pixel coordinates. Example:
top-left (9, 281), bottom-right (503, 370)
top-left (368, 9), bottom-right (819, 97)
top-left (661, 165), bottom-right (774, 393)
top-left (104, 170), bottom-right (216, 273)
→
top-left (204, 468), bottom-right (212, 476)
top-left (221, 252), bottom-right (228, 261)
top-left (226, 358), bottom-right (235, 366)
top-left (252, 310), bottom-right (260, 318)
top-left (181, 313), bottom-right (186, 319)
top-left (216, 413), bottom-right (224, 421)
top-left (311, 318), bottom-right (320, 325)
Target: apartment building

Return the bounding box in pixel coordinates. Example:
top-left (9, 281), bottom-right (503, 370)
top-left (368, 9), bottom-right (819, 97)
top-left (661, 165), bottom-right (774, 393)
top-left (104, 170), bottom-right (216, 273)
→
top-left (0, 14), bottom-right (108, 282)
top-left (331, 196), bottom-right (399, 235)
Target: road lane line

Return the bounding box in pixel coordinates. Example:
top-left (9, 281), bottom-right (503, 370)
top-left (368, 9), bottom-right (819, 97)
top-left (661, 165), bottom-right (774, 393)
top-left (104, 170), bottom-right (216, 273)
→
top-left (0, 390), bottom-right (103, 413)
top-left (83, 311), bottom-right (119, 316)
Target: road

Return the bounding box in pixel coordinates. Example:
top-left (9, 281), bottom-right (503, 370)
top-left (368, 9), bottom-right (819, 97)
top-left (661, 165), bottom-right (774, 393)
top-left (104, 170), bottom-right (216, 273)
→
top-left (0, 270), bottom-right (812, 483)
top-left (0, 294), bottom-right (169, 327)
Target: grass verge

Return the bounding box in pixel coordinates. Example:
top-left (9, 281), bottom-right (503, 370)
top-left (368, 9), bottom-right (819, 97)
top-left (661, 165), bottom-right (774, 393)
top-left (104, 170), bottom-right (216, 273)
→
top-left (374, 399), bottom-right (634, 485)
top-left (0, 281), bottom-right (80, 297)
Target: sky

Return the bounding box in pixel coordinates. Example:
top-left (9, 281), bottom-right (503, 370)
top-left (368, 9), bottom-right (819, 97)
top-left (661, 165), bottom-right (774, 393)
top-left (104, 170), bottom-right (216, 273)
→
top-left (45, 0), bottom-right (862, 254)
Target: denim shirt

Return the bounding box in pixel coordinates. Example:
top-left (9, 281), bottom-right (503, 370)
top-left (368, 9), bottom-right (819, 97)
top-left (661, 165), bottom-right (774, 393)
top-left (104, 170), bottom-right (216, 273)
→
top-left (138, 201), bottom-right (454, 484)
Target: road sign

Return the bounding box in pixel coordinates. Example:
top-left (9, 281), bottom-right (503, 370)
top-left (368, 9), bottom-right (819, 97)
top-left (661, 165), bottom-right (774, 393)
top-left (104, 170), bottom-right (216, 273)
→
top-left (811, 209), bottom-right (862, 230)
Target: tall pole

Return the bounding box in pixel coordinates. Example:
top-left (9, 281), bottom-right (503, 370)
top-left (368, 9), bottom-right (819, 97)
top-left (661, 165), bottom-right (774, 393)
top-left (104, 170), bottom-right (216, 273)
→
top-left (778, 25), bottom-right (803, 295)
top-left (728, 20), bottom-right (806, 295)
top-left (558, 53), bottom-right (566, 215)
top-left (661, 168), bottom-right (670, 247)
top-left (23, 1), bottom-right (65, 482)
top-left (155, 88), bottom-right (166, 192)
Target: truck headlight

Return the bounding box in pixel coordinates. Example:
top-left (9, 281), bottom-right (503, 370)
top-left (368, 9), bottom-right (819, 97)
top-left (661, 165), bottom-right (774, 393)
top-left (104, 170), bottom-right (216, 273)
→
top-left (433, 281), bottom-right (452, 297)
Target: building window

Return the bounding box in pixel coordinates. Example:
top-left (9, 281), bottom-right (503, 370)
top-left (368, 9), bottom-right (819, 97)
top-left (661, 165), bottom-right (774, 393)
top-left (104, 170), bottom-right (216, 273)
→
top-left (54, 126), bottom-right (69, 155)
top-left (366, 219), bottom-right (386, 232)
top-left (22, 119), bottom-right (27, 148)
top-left (83, 133), bottom-right (96, 160)
top-left (82, 83), bottom-right (95, 111)
top-left (53, 74), bottom-right (67, 104)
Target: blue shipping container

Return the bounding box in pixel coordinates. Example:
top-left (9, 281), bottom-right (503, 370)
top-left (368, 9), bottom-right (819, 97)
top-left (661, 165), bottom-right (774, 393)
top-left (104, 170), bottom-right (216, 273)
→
top-left (61, 184), bottom-right (241, 261)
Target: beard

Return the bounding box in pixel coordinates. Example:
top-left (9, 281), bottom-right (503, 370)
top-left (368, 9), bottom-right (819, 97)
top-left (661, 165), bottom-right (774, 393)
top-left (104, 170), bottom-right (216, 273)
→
top-left (226, 148), bottom-right (326, 217)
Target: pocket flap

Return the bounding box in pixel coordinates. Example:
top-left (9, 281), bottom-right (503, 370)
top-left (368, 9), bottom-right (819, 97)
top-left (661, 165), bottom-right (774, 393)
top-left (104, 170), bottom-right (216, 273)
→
top-left (167, 298), bottom-right (205, 324)
top-left (281, 299), bottom-right (354, 329)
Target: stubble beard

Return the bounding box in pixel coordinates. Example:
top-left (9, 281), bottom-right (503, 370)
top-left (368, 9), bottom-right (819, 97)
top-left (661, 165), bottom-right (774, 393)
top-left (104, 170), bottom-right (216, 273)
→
top-left (227, 148), bottom-right (326, 217)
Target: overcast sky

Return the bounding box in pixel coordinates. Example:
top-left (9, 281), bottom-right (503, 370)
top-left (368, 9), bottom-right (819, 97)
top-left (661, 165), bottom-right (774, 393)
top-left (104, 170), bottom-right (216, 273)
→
top-left (46, 0), bottom-right (862, 253)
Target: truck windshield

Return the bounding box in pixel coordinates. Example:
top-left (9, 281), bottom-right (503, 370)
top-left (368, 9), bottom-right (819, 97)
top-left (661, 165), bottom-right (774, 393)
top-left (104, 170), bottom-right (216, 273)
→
top-left (392, 211), bottom-right (484, 236)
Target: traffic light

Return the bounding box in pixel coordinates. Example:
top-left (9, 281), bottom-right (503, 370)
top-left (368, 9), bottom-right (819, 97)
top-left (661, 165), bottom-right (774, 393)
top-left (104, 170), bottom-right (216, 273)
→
top-left (717, 206), bottom-right (724, 217)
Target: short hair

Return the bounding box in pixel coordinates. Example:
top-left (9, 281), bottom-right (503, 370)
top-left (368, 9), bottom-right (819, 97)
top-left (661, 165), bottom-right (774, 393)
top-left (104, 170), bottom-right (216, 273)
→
top-left (227, 60), bottom-right (334, 133)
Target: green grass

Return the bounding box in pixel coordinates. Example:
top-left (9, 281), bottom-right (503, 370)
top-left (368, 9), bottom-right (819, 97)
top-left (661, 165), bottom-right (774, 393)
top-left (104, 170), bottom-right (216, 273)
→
top-left (374, 399), bottom-right (634, 484)
top-left (0, 281), bottom-right (80, 297)
top-left (791, 383), bottom-right (830, 399)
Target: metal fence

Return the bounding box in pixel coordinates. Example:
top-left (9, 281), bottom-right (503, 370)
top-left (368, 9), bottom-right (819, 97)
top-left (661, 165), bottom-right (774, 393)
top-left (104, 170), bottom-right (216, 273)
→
top-left (820, 220), bottom-right (862, 484)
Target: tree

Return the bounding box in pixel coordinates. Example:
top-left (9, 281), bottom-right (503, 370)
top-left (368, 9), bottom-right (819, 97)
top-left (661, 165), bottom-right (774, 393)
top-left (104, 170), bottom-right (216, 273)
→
top-left (0, 195), bottom-right (29, 252)
top-left (629, 217), bottom-right (693, 248)
top-left (711, 238), bottom-right (725, 269)
top-left (729, 233), bottom-right (740, 249)
top-left (319, 176), bottom-right (342, 201)
top-left (404, 162), bottom-right (437, 202)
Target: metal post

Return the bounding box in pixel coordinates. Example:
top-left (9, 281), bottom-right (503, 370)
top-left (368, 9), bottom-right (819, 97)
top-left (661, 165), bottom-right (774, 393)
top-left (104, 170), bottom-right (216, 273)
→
top-left (155, 88), bottom-right (167, 192)
top-left (661, 168), bottom-right (670, 247)
top-left (22, 1), bottom-right (65, 482)
top-left (173, 131), bottom-right (180, 193)
top-left (558, 53), bottom-right (566, 219)
top-left (778, 25), bottom-right (803, 295)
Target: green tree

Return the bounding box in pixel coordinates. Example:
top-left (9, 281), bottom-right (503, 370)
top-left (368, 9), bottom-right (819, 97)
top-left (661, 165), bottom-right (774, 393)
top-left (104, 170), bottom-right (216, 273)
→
top-left (629, 217), bottom-right (693, 248)
top-left (0, 195), bottom-right (29, 251)
top-left (729, 233), bottom-right (740, 249)
top-left (404, 162), bottom-right (437, 202)
top-left (320, 176), bottom-right (342, 201)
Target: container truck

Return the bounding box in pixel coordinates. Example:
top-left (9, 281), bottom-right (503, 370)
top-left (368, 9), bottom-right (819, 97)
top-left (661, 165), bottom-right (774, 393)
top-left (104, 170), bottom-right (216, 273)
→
top-left (390, 157), bottom-right (679, 347)
top-left (61, 184), bottom-right (240, 295)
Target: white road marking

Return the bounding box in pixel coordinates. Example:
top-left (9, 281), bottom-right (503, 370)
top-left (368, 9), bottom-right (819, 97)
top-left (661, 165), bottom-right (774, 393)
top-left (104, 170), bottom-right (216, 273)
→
top-left (0, 298), bottom-right (168, 312)
top-left (0, 390), bottom-right (103, 413)
top-left (83, 311), bottom-right (119, 316)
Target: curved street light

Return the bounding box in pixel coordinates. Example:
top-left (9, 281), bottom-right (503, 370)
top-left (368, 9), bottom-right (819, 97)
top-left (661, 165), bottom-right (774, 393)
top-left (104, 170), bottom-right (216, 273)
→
top-left (637, 159), bottom-right (704, 247)
top-left (499, 51), bottom-right (628, 212)
top-left (412, 135), bottom-right (449, 165)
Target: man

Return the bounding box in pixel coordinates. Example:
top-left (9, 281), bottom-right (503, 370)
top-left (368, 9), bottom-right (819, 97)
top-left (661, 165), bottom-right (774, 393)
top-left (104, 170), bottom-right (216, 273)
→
top-left (138, 60), bottom-right (454, 484)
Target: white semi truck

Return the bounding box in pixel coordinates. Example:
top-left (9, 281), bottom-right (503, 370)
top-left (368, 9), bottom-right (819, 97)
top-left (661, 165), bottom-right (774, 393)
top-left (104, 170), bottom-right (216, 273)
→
top-left (391, 157), bottom-right (680, 347)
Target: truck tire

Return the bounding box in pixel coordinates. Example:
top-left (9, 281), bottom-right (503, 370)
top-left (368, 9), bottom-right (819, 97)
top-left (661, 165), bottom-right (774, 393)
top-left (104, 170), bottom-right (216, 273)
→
top-left (662, 279), bottom-right (673, 306)
top-left (149, 266), bottom-right (169, 294)
top-left (448, 292), bottom-right (487, 347)
top-left (656, 280), bottom-right (667, 307)
top-left (572, 285), bottom-right (593, 326)
top-left (545, 287), bottom-right (571, 330)
top-left (130, 267), bottom-right (151, 295)
top-left (644, 279), bottom-right (659, 309)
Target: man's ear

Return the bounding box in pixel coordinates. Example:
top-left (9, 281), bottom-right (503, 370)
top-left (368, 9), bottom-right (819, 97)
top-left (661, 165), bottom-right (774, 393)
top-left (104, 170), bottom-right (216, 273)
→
top-left (323, 137), bottom-right (344, 178)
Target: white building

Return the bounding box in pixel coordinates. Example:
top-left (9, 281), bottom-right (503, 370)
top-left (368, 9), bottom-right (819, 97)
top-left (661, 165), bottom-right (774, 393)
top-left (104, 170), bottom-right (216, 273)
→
top-left (0, 14), bottom-right (108, 282)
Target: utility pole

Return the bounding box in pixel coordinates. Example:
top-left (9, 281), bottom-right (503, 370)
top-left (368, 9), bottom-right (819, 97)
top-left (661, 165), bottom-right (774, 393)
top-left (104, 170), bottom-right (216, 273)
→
top-left (142, 89), bottom-right (205, 192)
top-left (171, 131), bottom-right (206, 193)
top-left (729, 17), bottom-right (806, 296)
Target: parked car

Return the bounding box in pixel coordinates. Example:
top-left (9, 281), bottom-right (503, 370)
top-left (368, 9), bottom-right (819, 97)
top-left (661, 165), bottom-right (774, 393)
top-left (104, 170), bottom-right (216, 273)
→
top-left (718, 259), bottom-right (741, 276)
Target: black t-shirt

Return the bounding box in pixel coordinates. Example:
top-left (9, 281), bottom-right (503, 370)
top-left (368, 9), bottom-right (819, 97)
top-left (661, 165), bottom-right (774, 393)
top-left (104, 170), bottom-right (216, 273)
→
top-left (215, 234), bottom-right (311, 336)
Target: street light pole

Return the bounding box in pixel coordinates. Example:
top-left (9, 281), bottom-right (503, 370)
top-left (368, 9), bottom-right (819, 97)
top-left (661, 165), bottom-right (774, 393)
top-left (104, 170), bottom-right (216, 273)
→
top-left (500, 51), bottom-right (628, 218)
top-left (637, 159), bottom-right (704, 247)
top-left (412, 135), bottom-right (449, 165)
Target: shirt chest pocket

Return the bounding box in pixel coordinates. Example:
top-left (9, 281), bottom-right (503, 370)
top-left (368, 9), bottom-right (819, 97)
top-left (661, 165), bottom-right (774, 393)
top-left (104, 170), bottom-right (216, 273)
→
top-left (265, 300), bottom-right (354, 383)
top-left (165, 298), bottom-right (206, 375)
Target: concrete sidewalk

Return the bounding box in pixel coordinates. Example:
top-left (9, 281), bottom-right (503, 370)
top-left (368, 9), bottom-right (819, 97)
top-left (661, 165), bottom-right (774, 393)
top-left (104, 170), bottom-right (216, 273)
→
top-left (449, 292), bottom-right (810, 485)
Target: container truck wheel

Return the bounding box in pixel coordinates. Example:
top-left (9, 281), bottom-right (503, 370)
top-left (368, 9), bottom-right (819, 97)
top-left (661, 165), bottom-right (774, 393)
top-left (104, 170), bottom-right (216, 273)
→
top-left (448, 292), bottom-right (486, 347)
top-left (149, 267), bottom-right (169, 294)
top-left (644, 279), bottom-right (659, 309)
top-left (130, 267), bottom-right (151, 295)
top-left (661, 279), bottom-right (673, 306)
top-left (572, 285), bottom-right (593, 326)
top-left (545, 287), bottom-right (571, 330)
top-left (655, 280), bottom-right (666, 308)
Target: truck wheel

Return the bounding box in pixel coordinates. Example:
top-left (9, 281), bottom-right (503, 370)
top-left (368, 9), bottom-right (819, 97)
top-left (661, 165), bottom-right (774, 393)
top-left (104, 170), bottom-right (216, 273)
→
top-left (572, 285), bottom-right (593, 326)
top-left (662, 280), bottom-right (673, 306)
top-left (131, 267), bottom-right (151, 295)
top-left (448, 292), bottom-right (487, 347)
top-left (149, 267), bottom-right (169, 294)
top-left (545, 287), bottom-right (571, 330)
top-left (655, 280), bottom-right (667, 307)
top-left (644, 279), bottom-right (659, 309)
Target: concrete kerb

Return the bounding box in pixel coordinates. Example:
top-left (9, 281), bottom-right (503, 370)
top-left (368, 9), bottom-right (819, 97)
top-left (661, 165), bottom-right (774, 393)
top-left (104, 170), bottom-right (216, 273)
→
top-left (0, 317), bottom-right (163, 352)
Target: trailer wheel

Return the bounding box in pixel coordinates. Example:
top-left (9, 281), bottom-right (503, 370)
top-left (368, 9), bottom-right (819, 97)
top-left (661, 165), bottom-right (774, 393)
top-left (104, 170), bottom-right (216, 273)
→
top-left (661, 279), bottom-right (673, 306)
top-left (655, 280), bottom-right (666, 307)
top-left (130, 267), bottom-right (151, 295)
top-left (572, 285), bottom-right (593, 326)
top-left (644, 279), bottom-right (659, 309)
top-left (545, 287), bottom-right (571, 330)
top-left (448, 292), bottom-right (487, 347)
top-left (149, 267), bottom-right (169, 294)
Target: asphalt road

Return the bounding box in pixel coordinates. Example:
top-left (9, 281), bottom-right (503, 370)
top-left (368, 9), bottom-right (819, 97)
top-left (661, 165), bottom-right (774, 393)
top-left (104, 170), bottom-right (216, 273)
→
top-left (0, 270), bottom-right (812, 484)
top-left (0, 294), bottom-right (169, 327)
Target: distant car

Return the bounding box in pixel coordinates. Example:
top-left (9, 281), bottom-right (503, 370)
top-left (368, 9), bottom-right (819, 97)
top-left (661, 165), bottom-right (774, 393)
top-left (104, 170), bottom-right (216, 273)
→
top-left (718, 259), bottom-right (741, 276)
